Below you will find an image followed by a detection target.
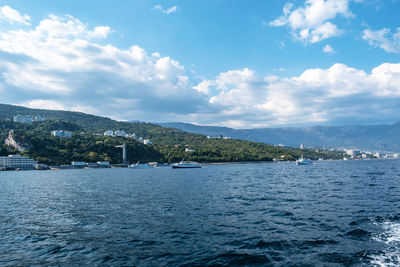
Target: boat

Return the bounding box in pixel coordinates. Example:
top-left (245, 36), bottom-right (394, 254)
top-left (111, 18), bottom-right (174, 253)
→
top-left (128, 161), bottom-right (154, 169)
top-left (296, 156), bottom-right (313, 165)
top-left (171, 160), bottom-right (202, 169)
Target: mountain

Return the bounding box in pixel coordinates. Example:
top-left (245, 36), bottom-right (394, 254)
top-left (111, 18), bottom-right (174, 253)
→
top-left (157, 122), bottom-right (400, 152)
top-left (0, 103), bottom-right (344, 165)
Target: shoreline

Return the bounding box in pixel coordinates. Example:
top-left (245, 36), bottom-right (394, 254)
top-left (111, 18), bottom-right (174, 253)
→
top-left (1, 157), bottom-right (395, 172)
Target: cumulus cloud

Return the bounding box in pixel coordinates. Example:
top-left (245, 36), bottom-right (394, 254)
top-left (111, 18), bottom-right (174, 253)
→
top-left (323, 44), bottom-right (334, 53)
top-left (22, 99), bottom-right (67, 111)
top-left (0, 11), bottom-right (204, 122)
top-left (1, 6), bottom-right (400, 128)
top-left (0, 5), bottom-right (30, 25)
top-left (270, 0), bottom-right (352, 44)
top-left (194, 63), bottom-right (400, 127)
top-left (154, 5), bottom-right (179, 14)
top-left (362, 28), bottom-right (400, 53)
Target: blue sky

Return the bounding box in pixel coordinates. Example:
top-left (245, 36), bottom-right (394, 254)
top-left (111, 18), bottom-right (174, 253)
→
top-left (0, 0), bottom-right (399, 128)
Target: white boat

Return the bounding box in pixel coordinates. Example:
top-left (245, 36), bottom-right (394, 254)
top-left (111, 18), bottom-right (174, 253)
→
top-left (171, 160), bottom-right (201, 169)
top-left (128, 161), bottom-right (154, 169)
top-left (296, 156), bottom-right (313, 165)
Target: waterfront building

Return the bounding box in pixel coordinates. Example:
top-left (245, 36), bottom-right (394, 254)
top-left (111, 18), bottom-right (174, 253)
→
top-left (86, 163), bottom-right (98, 168)
top-left (51, 130), bottom-right (72, 138)
top-left (97, 161), bottom-right (110, 166)
top-left (71, 161), bottom-right (85, 167)
top-left (345, 149), bottom-right (360, 158)
top-left (0, 155), bottom-right (38, 169)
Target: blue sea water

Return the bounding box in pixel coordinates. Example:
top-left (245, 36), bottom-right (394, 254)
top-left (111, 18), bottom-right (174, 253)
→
top-left (1, 159), bottom-right (400, 266)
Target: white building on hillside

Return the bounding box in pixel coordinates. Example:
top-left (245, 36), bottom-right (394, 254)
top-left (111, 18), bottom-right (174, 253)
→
top-left (143, 139), bottom-right (152, 145)
top-left (104, 130), bottom-right (114, 136)
top-left (34, 115), bottom-right (46, 122)
top-left (115, 130), bottom-right (127, 137)
top-left (0, 155), bottom-right (38, 169)
top-left (13, 115), bottom-right (46, 123)
top-left (51, 130), bottom-right (72, 138)
top-left (14, 115), bottom-right (33, 124)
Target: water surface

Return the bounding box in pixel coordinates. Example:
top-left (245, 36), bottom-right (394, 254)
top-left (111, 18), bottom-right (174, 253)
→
top-left (1, 160), bottom-right (399, 266)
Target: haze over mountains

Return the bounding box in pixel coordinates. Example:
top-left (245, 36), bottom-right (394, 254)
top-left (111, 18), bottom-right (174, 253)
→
top-left (157, 122), bottom-right (400, 152)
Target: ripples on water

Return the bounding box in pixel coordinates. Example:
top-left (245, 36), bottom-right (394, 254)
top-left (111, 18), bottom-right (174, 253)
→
top-left (0, 159), bottom-right (399, 266)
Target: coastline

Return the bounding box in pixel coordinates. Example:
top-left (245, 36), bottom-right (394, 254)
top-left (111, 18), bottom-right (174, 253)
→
top-left (1, 157), bottom-right (394, 172)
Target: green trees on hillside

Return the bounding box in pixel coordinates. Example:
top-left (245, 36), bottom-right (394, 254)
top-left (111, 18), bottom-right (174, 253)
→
top-left (0, 117), bottom-right (344, 166)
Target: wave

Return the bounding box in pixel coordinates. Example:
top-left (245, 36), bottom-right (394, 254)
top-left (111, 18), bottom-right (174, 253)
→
top-left (370, 218), bottom-right (400, 266)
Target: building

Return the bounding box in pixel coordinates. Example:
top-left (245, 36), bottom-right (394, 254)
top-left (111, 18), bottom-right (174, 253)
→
top-left (51, 130), bottom-right (72, 138)
top-left (13, 115), bottom-right (46, 123)
top-left (126, 133), bottom-right (138, 139)
top-left (0, 155), bottom-right (38, 169)
top-left (143, 139), bottom-right (152, 145)
top-left (345, 149), bottom-right (360, 158)
top-left (71, 161), bottom-right (86, 167)
top-left (13, 115), bottom-right (33, 124)
top-left (115, 130), bottom-right (127, 137)
top-left (86, 163), bottom-right (98, 168)
top-left (104, 130), bottom-right (114, 136)
top-left (33, 115), bottom-right (46, 122)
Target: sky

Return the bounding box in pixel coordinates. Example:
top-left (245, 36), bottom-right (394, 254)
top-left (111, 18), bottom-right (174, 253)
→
top-left (0, 0), bottom-right (399, 128)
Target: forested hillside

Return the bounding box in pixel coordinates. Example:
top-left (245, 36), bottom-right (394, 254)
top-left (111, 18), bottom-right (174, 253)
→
top-left (0, 104), bottom-right (345, 165)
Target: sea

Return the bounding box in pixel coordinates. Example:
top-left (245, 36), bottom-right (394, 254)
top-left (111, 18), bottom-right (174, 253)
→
top-left (1, 159), bottom-right (399, 266)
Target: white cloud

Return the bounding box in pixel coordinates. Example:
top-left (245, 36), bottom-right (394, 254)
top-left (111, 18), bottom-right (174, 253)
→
top-left (1, 7), bottom-right (400, 128)
top-left (194, 63), bottom-right (400, 127)
top-left (272, 67), bottom-right (287, 72)
top-left (0, 12), bottom-right (203, 122)
top-left (193, 80), bottom-right (213, 94)
top-left (22, 99), bottom-right (67, 111)
top-left (323, 44), bottom-right (334, 53)
top-left (362, 28), bottom-right (400, 53)
top-left (270, 0), bottom-right (352, 44)
top-left (90, 26), bottom-right (112, 39)
top-left (0, 5), bottom-right (30, 25)
top-left (154, 5), bottom-right (179, 14)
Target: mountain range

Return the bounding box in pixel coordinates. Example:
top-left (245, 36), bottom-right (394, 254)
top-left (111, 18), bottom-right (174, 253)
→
top-left (157, 122), bottom-right (400, 152)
